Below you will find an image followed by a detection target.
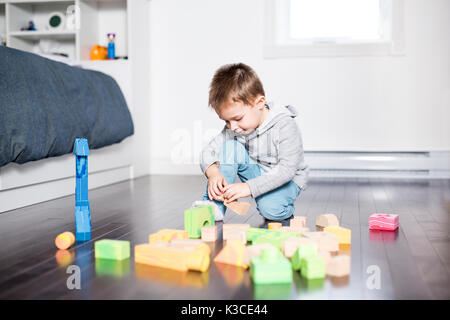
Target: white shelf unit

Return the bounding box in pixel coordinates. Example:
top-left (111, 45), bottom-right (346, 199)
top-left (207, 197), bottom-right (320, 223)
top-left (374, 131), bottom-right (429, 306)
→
top-left (3, 0), bottom-right (128, 61)
top-left (0, 2), bottom-right (6, 44)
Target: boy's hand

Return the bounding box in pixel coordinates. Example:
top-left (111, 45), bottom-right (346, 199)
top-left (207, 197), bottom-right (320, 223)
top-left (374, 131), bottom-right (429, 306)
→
top-left (223, 183), bottom-right (251, 203)
top-left (207, 173), bottom-right (228, 201)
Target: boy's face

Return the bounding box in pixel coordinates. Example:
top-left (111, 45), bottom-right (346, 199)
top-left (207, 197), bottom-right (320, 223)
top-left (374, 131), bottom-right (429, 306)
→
top-left (217, 96), bottom-right (267, 135)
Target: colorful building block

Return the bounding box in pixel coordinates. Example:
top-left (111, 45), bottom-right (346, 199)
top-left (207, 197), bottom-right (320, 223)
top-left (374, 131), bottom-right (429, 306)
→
top-left (253, 230), bottom-right (299, 250)
top-left (280, 226), bottom-right (310, 235)
top-left (290, 216), bottom-right (307, 228)
top-left (225, 229), bottom-right (247, 245)
top-left (213, 240), bottom-right (248, 268)
top-left (244, 243), bottom-right (277, 266)
top-left (303, 231), bottom-right (339, 252)
top-left (95, 239), bottom-right (131, 260)
top-left (201, 226), bottom-right (218, 242)
top-left (149, 229), bottom-right (188, 243)
top-left (223, 224), bottom-right (250, 241)
top-left (369, 213), bottom-right (399, 231)
top-left (184, 205), bottom-right (215, 239)
top-left (55, 231), bottom-right (75, 250)
top-left (250, 247), bottom-right (293, 284)
top-left (291, 242), bottom-right (318, 271)
top-left (323, 226), bottom-right (351, 245)
top-left (224, 201), bottom-right (251, 215)
top-left (135, 242), bottom-right (210, 272)
top-left (73, 138), bottom-right (91, 241)
top-left (268, 222), bottom-right (282, 230)
top-left (326, 255), bottom-right (351, 277)
top-left (301, 255), bottom-right (326, 279)
top-left (316, 214), bottom-right (339, 228)
top-left (282, 236), bottom-right (316, 258)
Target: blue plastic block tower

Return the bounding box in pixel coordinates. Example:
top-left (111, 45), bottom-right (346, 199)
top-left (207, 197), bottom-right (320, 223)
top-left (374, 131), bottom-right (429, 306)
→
top-left (74, 138), bottom-right (91, 241)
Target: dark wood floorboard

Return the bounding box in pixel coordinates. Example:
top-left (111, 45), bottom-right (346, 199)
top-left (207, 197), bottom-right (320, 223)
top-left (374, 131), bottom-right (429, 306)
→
top-left (0, 175), bottom-right (449, 299)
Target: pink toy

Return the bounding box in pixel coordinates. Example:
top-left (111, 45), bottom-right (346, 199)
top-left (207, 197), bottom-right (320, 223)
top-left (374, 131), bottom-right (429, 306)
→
top-left (369, 214), bottom-right (399, 231)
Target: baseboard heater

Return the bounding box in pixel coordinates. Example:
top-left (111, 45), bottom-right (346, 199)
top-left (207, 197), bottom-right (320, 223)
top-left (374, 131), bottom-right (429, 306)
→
top-left (304, 151), bottom-right (450, 179)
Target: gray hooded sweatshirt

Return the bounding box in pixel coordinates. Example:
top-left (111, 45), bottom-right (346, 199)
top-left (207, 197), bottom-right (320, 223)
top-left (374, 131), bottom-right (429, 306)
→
top-left (200, 102), bottom-right (309, 198)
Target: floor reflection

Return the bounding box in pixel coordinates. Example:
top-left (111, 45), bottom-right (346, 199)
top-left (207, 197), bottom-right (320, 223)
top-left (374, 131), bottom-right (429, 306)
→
top-left (252, 283), bottom-right (292, 300)
top-left (215, 263), bottom-right (245, 288)
top-left (95, 258), bottom-right (130, 277)
top-left (135, 263), bottom-right (209, 288)
top-left (369, 229), bottom-right (399, 242)
top-left (55, 249), bottom-right (75, 267)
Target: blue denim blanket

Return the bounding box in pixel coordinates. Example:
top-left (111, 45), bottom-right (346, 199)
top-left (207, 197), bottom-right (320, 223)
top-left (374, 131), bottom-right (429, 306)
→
top-left (0, 46), bottom-right (134, 167)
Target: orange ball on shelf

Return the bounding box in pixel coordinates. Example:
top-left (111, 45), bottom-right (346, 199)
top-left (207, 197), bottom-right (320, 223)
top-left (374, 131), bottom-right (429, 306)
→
top-left (90, 45), bottom-right (108, 60)
top-left (55, 231), bottom-right (75, 250)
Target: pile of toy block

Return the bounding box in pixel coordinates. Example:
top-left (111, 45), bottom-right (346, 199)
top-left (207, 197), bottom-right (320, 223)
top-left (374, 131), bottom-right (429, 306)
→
top-left (91, 206), bottom-right (354, 286)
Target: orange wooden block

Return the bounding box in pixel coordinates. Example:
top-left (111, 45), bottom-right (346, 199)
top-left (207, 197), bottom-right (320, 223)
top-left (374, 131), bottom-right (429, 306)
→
top-left (213, 240), bottom-right (248, 269)
top-left (223, 224), bottom-right (250, 240)
top-left (268, 222), bottom-right (282, 230)
top-left (326, 255), bottom-right (351, 277)
top-left (170, 239), bottom-right (211, 255)
top-left (135, 242), bottom-right (210, 272)
top-left (55, 231), bottom-right (75, 250)
top-left (316, 214), bottom-right (339, 228)
top-left (201, 226), bottom-right (218, 242)
top-left (149, 229), bottom-right (188, 244)
top-left (224, 201), bottom-right (251, 215)
top-left (282, 236), bottom-right (316, 258)
top-left (303, 231), bottom-right (339, 252)
top-left (290, 216), bottom-right (307, 228)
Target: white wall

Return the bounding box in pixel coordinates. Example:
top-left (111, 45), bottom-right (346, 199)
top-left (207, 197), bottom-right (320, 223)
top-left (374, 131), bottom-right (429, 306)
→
top-left (148, 0), bottom-right (450, 174)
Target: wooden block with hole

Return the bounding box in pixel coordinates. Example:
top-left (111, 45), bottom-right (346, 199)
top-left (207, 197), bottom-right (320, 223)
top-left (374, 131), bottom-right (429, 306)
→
top-left (326, 254), bottom-right (351, 277)
top-left (201, 226), bottom-right (218, 242)
top-left (282, 236), bottom-right (316, 258)
top-left (225, 229), bottom-right (246, 245)
top-left (303, 231), bottom-right (339, 252)
top-left (316, 214), bottom-right (339, 228)
top-left (290, 216), bottom-right (307, 228)
top-left (223, 224), bottom-right (250, 241)
top-left (134, 242), bottom-right (210, 272)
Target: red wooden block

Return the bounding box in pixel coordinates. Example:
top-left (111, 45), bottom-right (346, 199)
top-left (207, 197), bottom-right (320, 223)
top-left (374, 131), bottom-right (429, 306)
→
top-left (369, 213), bottom-right (399, 231)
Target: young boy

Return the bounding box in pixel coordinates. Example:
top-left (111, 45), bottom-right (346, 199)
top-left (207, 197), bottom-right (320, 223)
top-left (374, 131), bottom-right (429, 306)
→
top-left (192, 63), bottom-right (309, 222)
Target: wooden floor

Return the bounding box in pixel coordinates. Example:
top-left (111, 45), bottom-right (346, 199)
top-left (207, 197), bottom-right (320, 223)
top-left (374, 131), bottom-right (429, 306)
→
top-left (0, 175), bottom-right (449, 300)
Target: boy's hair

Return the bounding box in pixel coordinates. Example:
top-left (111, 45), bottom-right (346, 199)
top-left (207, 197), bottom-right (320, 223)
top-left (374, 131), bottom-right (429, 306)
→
top-left (209, 63), bottom-right (265, 110)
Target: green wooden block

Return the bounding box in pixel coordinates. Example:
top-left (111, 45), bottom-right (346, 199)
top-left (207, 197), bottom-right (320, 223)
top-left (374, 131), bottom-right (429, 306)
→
top-left (301, 255), bottom-right (325, 279)
top-left (184, 205), bottom-right (215, 239)
top-left (250, 247), bottom-right (292, 284)
top-left (252, 231), bottom-right (299, 250)
top-left (94, 239), bottom-right (130, 260)
top-left (291, 243), bottom-right (318, 271)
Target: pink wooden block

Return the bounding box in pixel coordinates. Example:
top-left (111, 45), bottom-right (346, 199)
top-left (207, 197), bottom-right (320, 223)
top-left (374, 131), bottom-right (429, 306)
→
top-left (369, 214), bottom-right (399, 231)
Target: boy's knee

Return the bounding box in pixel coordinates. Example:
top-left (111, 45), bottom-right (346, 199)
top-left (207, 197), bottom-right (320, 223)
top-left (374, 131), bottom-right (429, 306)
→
top-left (256, 197), bottom-right (294, 221)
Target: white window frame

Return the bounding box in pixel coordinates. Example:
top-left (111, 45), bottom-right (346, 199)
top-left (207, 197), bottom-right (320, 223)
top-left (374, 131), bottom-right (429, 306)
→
top-left (263, 0), bottom-right (405, 58)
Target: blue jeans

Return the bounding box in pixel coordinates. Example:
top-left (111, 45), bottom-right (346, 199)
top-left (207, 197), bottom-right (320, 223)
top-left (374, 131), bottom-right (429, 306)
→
top-left (203, 140), bottom-right (301, 221)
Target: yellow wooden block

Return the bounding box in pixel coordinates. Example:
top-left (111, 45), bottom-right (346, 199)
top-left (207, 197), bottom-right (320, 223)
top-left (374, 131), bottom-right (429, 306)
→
top-left (148, 229), bottom-right (188, 244)
top-left (323, 226), bottom-right (351, 245)
top-left (268, 222), bottom-right (282, 230)
top-left (135, 242), bottom-right (210, 272)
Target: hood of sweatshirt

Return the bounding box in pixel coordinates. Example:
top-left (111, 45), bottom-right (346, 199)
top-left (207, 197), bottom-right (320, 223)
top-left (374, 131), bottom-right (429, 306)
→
top-left (254, 101), bottom-right (298, 136)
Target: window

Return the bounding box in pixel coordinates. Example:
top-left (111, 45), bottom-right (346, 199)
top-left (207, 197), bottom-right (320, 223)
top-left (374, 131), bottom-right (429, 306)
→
top-left (264, 0), bottom-right (404, 57)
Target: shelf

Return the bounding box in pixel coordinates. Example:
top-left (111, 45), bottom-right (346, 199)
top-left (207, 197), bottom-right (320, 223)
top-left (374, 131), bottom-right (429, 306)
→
top-left (9, 30), bottom-right (76, 40)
